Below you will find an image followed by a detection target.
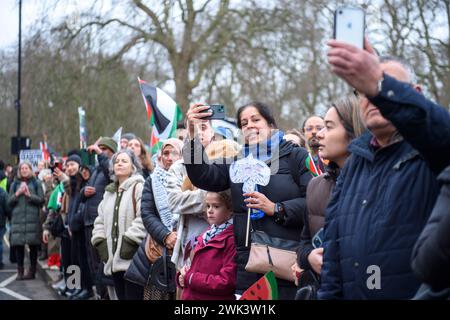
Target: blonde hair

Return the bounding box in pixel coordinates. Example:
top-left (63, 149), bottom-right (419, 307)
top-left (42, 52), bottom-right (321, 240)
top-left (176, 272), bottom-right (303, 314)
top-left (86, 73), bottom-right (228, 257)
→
top-left (181, 139), bottom-right (240, 191)
top-left (204, 139), bottom-right (240, 161)
top-left (17, 161), bottom-right (33, 179)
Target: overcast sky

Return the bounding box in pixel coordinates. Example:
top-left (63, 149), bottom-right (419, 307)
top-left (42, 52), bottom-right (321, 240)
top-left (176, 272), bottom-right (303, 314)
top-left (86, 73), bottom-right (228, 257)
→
top-left (0, 0), bottom-right (92, 49)
top-left (0, 0), bottom-right (36, 49)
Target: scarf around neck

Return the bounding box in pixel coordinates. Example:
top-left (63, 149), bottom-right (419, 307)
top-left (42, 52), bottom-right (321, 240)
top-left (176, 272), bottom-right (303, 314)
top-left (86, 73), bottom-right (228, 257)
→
top-left (243, 130), bottom-right (284, 162)
top-left (151, 166), bottom-right (173, 231)
top-left (202, 218), bottom-right (233, 245)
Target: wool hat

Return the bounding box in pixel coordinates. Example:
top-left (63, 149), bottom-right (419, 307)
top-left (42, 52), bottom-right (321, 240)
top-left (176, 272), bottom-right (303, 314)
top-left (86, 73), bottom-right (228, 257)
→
top-left (66, 154), bottom-right (81, 166)
top-left (98, 137), bottom-right (118, 153)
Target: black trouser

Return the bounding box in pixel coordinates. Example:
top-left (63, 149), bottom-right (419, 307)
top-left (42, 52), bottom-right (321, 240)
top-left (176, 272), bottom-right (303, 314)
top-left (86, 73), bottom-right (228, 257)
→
top-left (71, 228), bottom-right (93, 291)
top-left (60, 230), bottom-right (72, 281)
top-left (112, 271), bottom-right (144, 300)
top-left (15, 245), bottom-right (39, 268)
top-left (85, 225), bottom-right (109, 299)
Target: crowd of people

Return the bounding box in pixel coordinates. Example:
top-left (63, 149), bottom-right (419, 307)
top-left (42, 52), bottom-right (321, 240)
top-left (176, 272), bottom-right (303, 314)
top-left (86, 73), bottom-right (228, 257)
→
top-left (0, 37), bottom-right (449, 300)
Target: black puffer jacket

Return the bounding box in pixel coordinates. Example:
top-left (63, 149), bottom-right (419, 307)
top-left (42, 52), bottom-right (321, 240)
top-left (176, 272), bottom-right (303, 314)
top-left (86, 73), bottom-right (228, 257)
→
top-left (184, 137), bottom-right (312, 299)
top-left (125, 175), bottom-right (172, 286)
top-left (80, 153), bottom-right (111, 226)
top-left (411, 165), bottom-right (450, 292)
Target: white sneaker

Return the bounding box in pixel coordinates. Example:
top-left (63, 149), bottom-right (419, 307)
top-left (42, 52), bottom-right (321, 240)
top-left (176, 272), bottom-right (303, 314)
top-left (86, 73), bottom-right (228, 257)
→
top-left (52, 279), bottom-right (65, 290)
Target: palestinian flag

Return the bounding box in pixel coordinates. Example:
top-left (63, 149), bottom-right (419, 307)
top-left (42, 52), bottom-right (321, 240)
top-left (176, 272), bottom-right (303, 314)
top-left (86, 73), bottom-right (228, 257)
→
top-left (305, 153), bottom-right (323, 177)
top-left (138, 78), bottom-right (183, 153)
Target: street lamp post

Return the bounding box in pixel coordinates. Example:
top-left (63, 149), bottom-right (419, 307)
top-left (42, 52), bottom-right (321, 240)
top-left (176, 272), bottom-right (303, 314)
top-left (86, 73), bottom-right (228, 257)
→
top-left (15, 0), bottom-right (22, 163)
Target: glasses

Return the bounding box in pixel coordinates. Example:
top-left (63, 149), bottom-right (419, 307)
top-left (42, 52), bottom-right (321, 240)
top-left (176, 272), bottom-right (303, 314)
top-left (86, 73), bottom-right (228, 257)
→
top-left (304, 126), bottom-right (324, 132)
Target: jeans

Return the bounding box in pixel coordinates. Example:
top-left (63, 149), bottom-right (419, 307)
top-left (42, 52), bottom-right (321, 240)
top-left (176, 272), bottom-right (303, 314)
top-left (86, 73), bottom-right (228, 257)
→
top-left (0, 226), bottom-right (6, 264)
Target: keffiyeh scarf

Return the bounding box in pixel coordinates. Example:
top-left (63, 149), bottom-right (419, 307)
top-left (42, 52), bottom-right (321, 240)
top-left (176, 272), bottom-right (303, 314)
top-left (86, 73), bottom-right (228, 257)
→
top-left (202, 218), bottom-right (233, 245)
top-left (151, 166), bottom-right (173, 231)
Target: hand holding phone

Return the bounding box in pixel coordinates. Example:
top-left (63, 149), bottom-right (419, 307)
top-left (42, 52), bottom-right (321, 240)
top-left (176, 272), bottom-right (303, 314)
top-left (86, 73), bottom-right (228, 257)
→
top-left (333, 6), bottom-right (365, 49)
top-left (199, 104), bottom-right (226, 120)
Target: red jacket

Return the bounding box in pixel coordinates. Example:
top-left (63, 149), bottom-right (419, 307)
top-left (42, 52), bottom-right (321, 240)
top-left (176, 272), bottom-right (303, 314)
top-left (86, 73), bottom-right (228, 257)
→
top-left (179, 224), bottom-right (237, 300)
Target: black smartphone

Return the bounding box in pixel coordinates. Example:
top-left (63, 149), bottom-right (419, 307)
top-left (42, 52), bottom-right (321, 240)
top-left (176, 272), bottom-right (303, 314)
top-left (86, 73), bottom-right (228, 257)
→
top-left (200, 104), bottom-right (226, 120)
top-left (333, 6), bottom-right (365, 49)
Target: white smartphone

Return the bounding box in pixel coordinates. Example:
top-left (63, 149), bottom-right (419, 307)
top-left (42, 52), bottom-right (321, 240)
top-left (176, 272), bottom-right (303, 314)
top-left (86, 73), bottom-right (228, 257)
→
top-left (333, 6), bottom-right (365, 49)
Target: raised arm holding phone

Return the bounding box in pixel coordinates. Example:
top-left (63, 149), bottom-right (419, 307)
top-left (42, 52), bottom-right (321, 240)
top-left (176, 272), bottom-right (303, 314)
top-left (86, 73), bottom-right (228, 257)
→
top-left (317, 6), bottom-right (449, 300)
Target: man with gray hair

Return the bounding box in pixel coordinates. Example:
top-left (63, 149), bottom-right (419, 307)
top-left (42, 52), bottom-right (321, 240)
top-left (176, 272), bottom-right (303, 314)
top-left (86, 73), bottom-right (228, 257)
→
top-left (317, 38), bottom-right (444, 299)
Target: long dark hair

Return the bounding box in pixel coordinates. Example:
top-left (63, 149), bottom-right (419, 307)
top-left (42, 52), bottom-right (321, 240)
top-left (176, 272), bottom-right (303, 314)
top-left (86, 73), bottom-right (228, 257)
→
top-left (236, 101), bottom-right (277, 129)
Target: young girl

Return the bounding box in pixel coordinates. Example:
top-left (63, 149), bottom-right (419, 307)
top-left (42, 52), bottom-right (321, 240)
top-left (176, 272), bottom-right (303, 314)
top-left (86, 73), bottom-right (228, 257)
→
top-left (177, 190), bottom-right (236, 300)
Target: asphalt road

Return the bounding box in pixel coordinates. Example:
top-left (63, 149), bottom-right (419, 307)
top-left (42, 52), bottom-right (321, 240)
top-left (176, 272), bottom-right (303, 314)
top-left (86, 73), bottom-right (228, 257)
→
top-left (1, 230), bottom-right (61, 300)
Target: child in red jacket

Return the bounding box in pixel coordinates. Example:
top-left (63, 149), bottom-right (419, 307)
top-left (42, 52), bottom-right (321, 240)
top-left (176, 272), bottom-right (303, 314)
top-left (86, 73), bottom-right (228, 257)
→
top-left (177, 190), bottom-right (236, 300)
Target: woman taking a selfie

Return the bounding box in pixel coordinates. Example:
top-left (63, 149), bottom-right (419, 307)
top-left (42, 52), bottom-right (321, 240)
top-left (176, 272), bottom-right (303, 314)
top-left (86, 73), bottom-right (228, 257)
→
top-left (183, 102), bottom-right (312, 299)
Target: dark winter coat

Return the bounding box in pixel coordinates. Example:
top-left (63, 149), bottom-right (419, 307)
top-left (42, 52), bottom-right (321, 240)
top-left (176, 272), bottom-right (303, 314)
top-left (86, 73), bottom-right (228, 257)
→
top-left (124, 175), bottom-right (172, 287)
top-left (411, 165), bottom-right (450, 292)
top-left (8, 177), bottom-right (45, 246)
top-left (179, 225), bottom-right (237, 300)
top-left (297, 173), bottom-right (336, 271)
top-left (318, 131), bottom-right (440, 300)
top-left (65, 174), bottom-right (87, 233)
top-left (0, 187), bottom-right (10, 228)
top-left (184, 137), bottom-right (312, 299)
top-left (364, 74), bottom-right (450, 294)
top-left (367, 74), bottom-right (450, 295)
top-left (80, 153), bottom-right (111, 226)
top-left (371, 73), bottom-right (450, 176)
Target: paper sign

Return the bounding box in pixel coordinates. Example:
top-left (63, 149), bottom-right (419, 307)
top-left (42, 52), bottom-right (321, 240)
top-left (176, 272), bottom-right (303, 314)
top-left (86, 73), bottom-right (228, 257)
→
top-left (19, 150), bottom-right (43, 172)
top-left (229, 154), bottom-right (271, 193)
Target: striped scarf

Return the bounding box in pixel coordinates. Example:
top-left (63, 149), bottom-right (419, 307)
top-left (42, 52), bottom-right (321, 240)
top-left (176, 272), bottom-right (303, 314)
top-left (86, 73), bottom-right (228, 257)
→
top-left (151, 166), bottom-right (173, 231)
top-left (202, 218), bottom-right (233, 244)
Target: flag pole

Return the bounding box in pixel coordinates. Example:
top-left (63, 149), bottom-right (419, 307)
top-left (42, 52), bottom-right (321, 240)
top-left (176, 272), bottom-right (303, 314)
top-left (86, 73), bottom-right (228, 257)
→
top-left (245, 207), bottom-right (251, 247)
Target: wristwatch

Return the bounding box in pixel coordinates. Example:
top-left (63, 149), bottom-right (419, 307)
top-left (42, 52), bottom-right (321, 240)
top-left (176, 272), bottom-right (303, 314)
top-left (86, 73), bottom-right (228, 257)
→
top-left (273, 202), bottom-right (285, 224)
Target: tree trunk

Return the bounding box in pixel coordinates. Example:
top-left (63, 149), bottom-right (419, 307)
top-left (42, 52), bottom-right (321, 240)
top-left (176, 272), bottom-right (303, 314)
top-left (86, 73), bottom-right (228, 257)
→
top-left (173, 60), bottom-right (192, 115)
